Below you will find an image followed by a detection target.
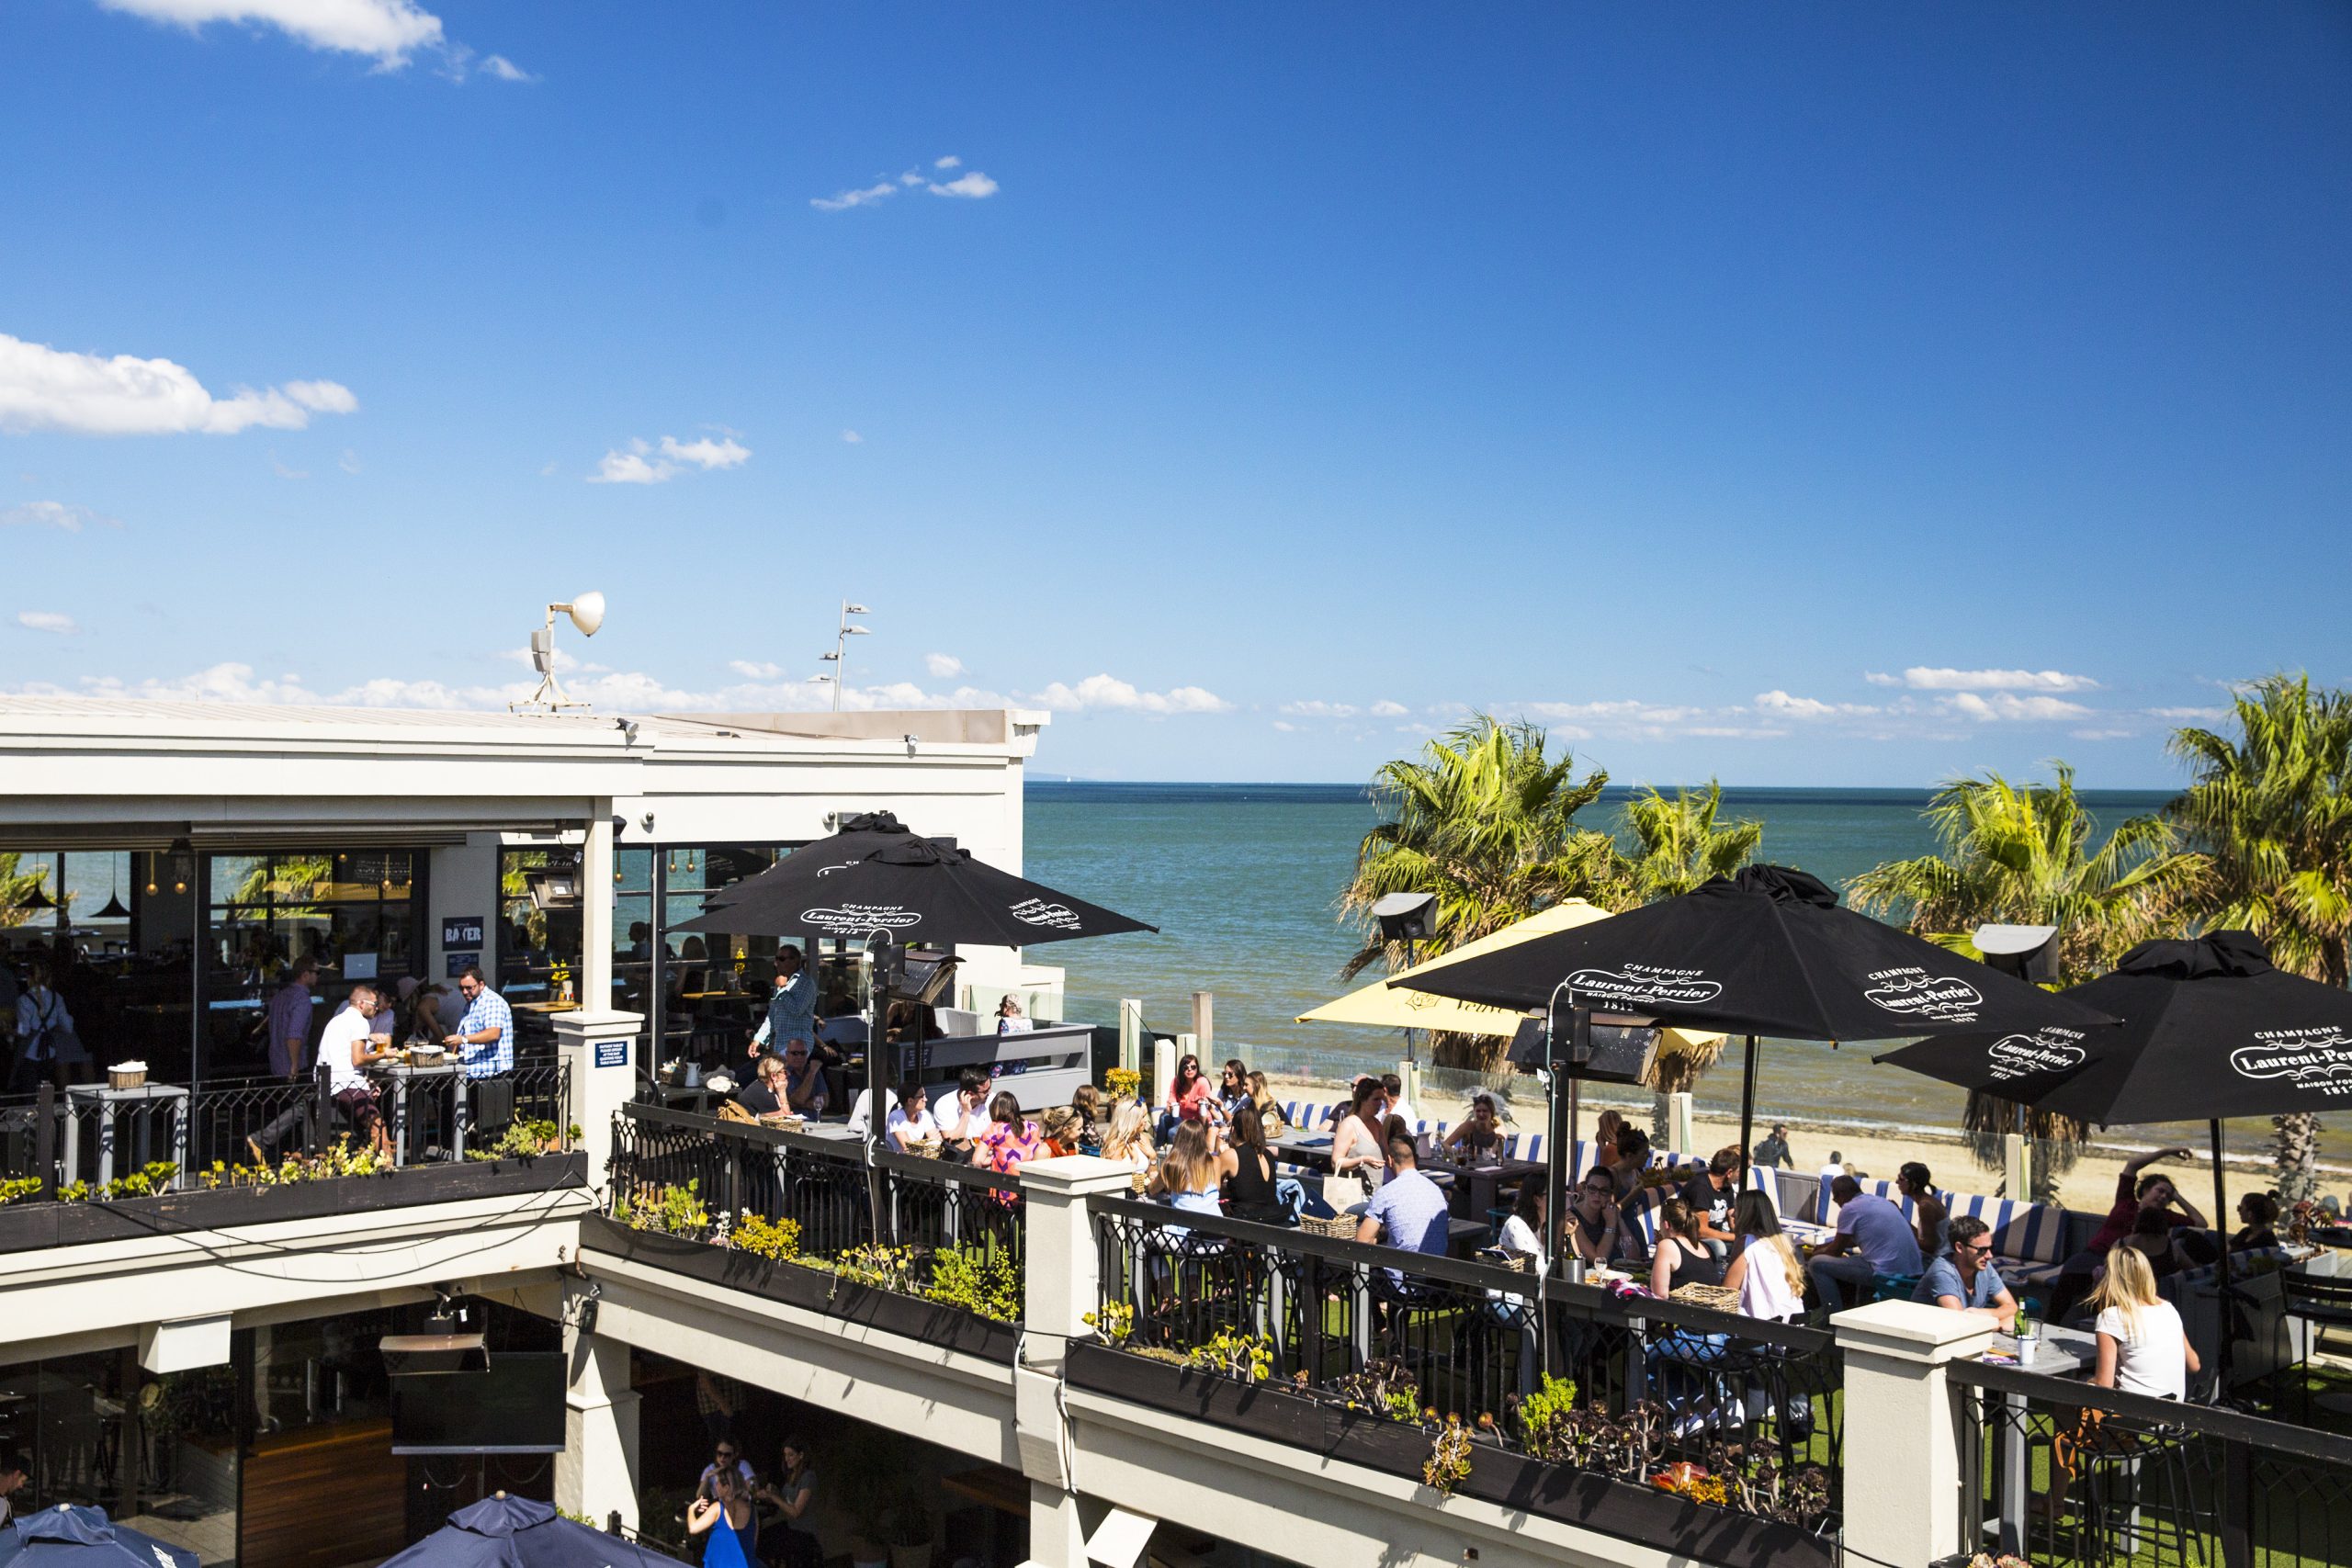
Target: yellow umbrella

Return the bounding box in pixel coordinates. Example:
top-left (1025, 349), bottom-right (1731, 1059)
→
top-left (1297, 898), bottom-right (1722, 1055)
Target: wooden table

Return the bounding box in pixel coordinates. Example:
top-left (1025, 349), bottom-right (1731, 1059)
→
top-left (369, 1061), bottom-right (467, 1165)
top-left (514, 1000), bottom-right (580, 1015)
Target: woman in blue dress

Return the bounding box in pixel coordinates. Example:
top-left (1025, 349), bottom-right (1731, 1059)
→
top-left (686, 1464), bottom-right (756, 1568)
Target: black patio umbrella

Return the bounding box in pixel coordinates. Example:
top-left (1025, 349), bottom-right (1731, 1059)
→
top-left (696, 811), bottom-right (918, 907)
top-left (1876, 929), bottom-right (2352, 1390)
top-left (676, 835), bottom-right (1156, 946)
top-left (1392, 865), bottom-right (2115, 1269)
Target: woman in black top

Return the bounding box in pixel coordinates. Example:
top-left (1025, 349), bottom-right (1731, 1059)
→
top-left (1647, 1199), bottom-right (1724, 1296)
top-left (1223, 1102), bottom-right (1290, 1224)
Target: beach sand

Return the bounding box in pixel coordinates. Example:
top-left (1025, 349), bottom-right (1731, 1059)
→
top-left (1262, 1073), bottom-right (2347, 1214)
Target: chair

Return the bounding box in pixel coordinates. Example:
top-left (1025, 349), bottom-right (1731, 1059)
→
top-left (2057, 1411), bottom-right (2211, 1568)
top-left (2278, 1267), bottom-right (2352, 1419)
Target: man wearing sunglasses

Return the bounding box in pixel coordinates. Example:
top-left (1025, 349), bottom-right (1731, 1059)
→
top-left (1911, 1215), bottom-right (2018, 1331)
top-left (695, 1435), bottom-right (753, 1503)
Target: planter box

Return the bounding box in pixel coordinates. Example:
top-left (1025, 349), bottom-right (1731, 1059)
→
top-left (579, 1213), bottom-right (1021, 1362)
top-left (0, 1152), bottom-right (587, 1256)
top-left (1065, 1341), bottom-right (1833, 1568)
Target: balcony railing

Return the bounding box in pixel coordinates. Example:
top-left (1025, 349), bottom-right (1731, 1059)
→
top-left (1951, 1356), bottom-right (2352, 1568)
top-left (1081, 1195), bottom-right (1840, 1544)
top-left (595, 1103), bottom-right (1024, 1350)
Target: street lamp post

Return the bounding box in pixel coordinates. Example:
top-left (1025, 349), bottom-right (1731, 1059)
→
top-left (811, 600), bottom-right (871, 713)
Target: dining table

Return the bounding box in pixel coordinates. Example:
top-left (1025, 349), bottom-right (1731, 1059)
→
top-left (368, 1058), bottom-right (468, 1166)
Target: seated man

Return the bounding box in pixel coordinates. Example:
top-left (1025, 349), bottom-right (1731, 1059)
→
top-left (1913, 1215), bottom-right (2018, 1330)
top-left (1806, 1176), bottom-right (1923, 1312)
top-left (1682, 1147), bottom-right (1741, 1260)
top-left (1356, 1133), bottom-right (1452, 1269)
top-left (779, 1041), bottom-right (829, 1118)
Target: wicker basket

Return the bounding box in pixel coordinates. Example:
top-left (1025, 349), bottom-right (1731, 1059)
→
top-left (107, 1066), bottom-right (147, 1090)
top-left (1301, 1213), bottom-right (1357, 1240)
top-left (1129, 1169), bottom-right (1152, 1195)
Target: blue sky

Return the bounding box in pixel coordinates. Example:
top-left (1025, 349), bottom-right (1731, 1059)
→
top-left (3, 2), bottom-right (2347, 787)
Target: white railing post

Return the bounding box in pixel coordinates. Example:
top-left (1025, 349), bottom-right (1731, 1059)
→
top-left (1668, 1090), bottom-right (1696, 1156)
top-left (556, 1009), bottom-right (644, 1190)
top-left (1834, 1299), bottom-right (1996, 1568)
top-left (2005, 1131), bottom-right (2031, 1200)
top-left (1117, 998), bottom-right (1142, 1075)
top-left (1016, 1156), bottom-right (1139, 1568)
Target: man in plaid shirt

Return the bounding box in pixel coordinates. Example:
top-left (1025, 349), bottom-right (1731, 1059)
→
top-left (444, 964), bottom-right (514, 1077)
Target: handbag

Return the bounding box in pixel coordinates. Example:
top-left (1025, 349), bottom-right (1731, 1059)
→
top-left (1321, 1173), bottom-right (1368, 1214)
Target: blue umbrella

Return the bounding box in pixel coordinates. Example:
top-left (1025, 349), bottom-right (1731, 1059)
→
top-left (0, 1506), bottom-right (199, 1568)
top-left (379, 1494), bottom-right (686, 1568)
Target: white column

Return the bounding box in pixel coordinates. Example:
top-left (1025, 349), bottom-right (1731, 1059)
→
top-left (556, 1009), bottom-right (644, 1189)
top-left (1668, 1091), bottom-right (1696, 1156)
top-left (558, 1320), bottom-right (641, 1530)
top-left (1117, 999), bottom-right (1142, 1075)
top-left (1017, 1156), bottom-right (1136, 1568)
top-left (2004, 1132), bottom-right (2030, 1201)
top-left (1834, 1299), bottom-right (1996, 1568)
top-left (581, 803), bottom-right (615, 1011)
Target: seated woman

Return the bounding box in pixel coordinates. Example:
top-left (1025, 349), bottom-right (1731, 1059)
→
top-left (971, 1091), bottom-right (1046, 1179)
top-left (1719, 1190), bottom-right (1815, 1438)
top-left (885, 1082), bottom-right (939, 1152)
top-left (2090, 1244), bottom-right (2199, 1399)
top-left (1645, 1200), bottom-right (1729, 1433)
top-left (1245, 1070), bottom-right (1289, 1136)
top-left (1442, 1092), bottom-right (1506, 1164)
top-left (1102, 1101), bottom-right (1156, 1171)
top-left (2232, 1191), bottom-right (2281, 1252)
top-left (1070, 1084), bottom-right (1105, 1155)
top-left (1040, 1104), bottom-right (1084, 1157)
top-left (1566, 1169), bottom-right (1637, 1268)
top-left (1222, 1102), bottom-right (1293, 1224)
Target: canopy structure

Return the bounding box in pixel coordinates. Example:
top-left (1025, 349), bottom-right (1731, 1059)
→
top-left (0, 1506), bottom-right (198, 1568)
top-left (1877, 930), bottom-right (2352, 1395)
top-left (378, 1494), bottom-right (686, 1568)
top-left (1298, 898), bottom-right (1724, 1059)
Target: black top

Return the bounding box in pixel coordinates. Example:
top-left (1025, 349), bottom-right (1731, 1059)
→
top-left (1225, 1145), bottom-right (1288, 1224)
top-left (1658, 1236), bottom-right (1724, 1293)
top-left (1681, 1174), bottom-right (1734, 1236)
top-left (737, 1079), bottom-right (785, 1118)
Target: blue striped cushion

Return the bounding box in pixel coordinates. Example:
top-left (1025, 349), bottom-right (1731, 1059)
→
top-left (1743, 1165), bottom-right (1783, 1216)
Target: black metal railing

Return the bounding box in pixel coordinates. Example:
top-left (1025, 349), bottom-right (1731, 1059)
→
top-left (602, 1104), bottom-right (1024, 1320)
top-left (1952, 1358), bottom-right (2352, 1568)
top-left (0, 1059), bottom-right (576, 1209)
top-left (1086, 1197), bottom-right (1840, 1535)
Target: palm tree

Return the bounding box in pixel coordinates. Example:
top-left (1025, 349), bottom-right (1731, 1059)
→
top-left (2168, 674), bottom-right (2352, 1201)
top-left (1340, 716), bottom-right (1621, 1069)
top-left (1849, 764), bottom-right (2199, 1196)
top-left (0, 852), bottom-right (57, 928)
top-left (1614, 783), bottom-right (1764, 1136)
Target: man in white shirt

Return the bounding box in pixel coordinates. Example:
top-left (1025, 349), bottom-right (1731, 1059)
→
top-left (1815, 1151), bottom-right (1846, 1224)
top-left (322, 983), bottom-right (398, 1160)
top-left (1382, 1071), bottom-right (1416, 1129)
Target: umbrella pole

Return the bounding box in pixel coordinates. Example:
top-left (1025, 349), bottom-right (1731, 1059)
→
top-left (1736, 1034), bottom-right (1759, 1182)
top-left (2211, 1118), bottom-right (2234, 1402)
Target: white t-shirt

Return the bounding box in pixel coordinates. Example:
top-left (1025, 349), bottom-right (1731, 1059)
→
top-left (1737, 1234), bottom-right (1804, 1323)
top-left (1498, 1213), bottom-right (1545, 1266)
top-left (887, 1103), bottom-right (940, 1149)
top-left (321, 1006), bottom-right (376, 1095)
top-left (2098, 1299), bottom-right (2188, 1401)
top-left (1389, 1097), bottom-right (1417, 1127)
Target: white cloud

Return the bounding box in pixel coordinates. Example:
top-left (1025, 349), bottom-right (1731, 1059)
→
top-left (2071, 728), bottom-right (2137, 740)
top-left (1271, 720), bottom-right (1295, 732)
top-left (658, 434), bottom-right (750, 470)
top-left (934, 155), bottom-right (962, 169)
top-left (1753, 690), bottom-right (1879, 721)
top-left (840, 429), bottom-right (864, 444)
top-left (1369, 699), bottom-right (1408, 717)
top-left (898, 171), bottom-right (924, 186)
top-left (927, 171), bottom-right (999, 199)
top-left (2148, 705), bottom-right (2228, 721)
top-left (2, 500), bottom-right (119, 532)
top-left (338, 448), bottom-right (362, 474)
top-left (589, 450), bottom-right (667, 485)
top-left (1525, 700), bottom-right (1704, 728)
top-left (924, 653), bottom-right (965, 679)
top-left (0, 333), bottom-right (357, 437)
top-left (1942, 692), bottom-right (2093, 722)
top-left (97, 0), bottom-right (444, 66)
top-left (1280, 700), bottom-right (1358, 718)
top-left (588, 432), bottom-right (750, 484)
top-left (1025, 674), bottom-right (1231, 716)
top-left (17, 611), bottom-right (80, 635)
top-left (812, 182), bottom-right (898, 212)
top-left (729, 660), bottom-right (786, 679)
top-left (1881, 667), bottom-right (2099, 693)
top-left (480, 52), bottom-right (531, 81)
top-left (271, 456), bottom-right (308, 479)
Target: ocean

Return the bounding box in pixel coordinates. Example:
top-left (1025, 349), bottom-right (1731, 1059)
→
top-left (1023, 781), bottom-right (2326, 1163)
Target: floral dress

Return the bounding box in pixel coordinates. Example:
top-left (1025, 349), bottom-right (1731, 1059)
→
top-left (978, 1118), bottom-right (1046, 1203)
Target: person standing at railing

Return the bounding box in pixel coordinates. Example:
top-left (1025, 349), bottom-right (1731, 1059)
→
top-left (444, 964), bottom-right (514, 1077)
top-left (8, 959), bottom-right (82, 1095)
top-left (265, 956), bottom-right (318, 1080)
top-left (1330, 1077), bottom-right (1390, 1196)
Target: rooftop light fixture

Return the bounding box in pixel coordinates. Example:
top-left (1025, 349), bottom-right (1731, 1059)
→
top-left (814, 599), bottom-right (872, 713)
top-left (510, 590), bottom-right (607, 714)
